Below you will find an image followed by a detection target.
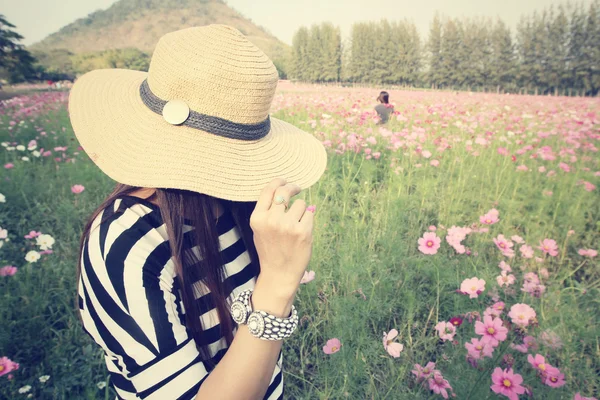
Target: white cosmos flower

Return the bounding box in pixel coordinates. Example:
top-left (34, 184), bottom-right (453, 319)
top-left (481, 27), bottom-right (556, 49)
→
top-left (36, 234), bottom-right (55, 250)
top-left (0, 228), bottom-right (7, 239)
top-left (6, 146), bottom-right (15, 151)
top-left (0, 193), bottom-right (5, 203)
top-left (22, 157), bottom-right (30, 161)
top-left (16, 145), bottom-right (25, 151)
top-left (97, 381), bottom-right (107, 389)
top-left (18, 385), bottom-right (32, 393)
top-left (1, 142), bottom-right (7, 147)
top-left (39, 375), bottom-right (50, 383)
top-left (25, 250), bottom-right (41, 263)
top-left (32, 150), bottom-right (41, 157)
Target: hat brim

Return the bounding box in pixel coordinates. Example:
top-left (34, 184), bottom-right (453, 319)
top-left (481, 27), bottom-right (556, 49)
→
top-left (68, 69), bottom-right (327, 201)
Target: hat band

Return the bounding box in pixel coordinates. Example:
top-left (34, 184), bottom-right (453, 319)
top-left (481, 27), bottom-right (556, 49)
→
top-left (139, 79), bottom-right (271, 140)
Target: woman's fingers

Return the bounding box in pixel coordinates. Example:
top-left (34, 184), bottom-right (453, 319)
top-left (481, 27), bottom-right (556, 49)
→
top-left (285, 198), bottom-right (307, 221)
top-left (269, 183), bottom-right (302, 213)
top-left (255, 178), bottom-right (287, 212)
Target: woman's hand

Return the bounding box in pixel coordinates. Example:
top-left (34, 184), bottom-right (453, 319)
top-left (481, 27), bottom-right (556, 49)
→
top-left (249, 178), bottom-right (315, 310)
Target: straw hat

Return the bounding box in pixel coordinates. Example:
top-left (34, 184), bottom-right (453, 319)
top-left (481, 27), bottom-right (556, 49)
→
top-left (68, 24), bottom-right (327, 201)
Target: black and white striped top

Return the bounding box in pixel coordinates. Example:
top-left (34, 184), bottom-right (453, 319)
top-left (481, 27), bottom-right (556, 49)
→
top-left (77, 195), bottom-right (283, 399)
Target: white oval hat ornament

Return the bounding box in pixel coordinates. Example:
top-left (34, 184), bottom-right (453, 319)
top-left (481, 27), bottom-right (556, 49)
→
top-left (162, 100), bottom-right (190, 125)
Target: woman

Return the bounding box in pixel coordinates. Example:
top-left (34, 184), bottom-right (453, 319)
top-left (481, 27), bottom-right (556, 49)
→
top-left (374, 91), bottom-right (394, 124)
top-left (69, 25), bottom-right (327, 400)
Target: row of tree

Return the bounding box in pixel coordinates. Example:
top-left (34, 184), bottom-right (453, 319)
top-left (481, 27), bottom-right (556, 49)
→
top-left (288, 1), bottom-right (600, 95)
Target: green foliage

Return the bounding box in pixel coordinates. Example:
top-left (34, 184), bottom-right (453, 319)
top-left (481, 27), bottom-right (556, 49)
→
top-left (0, 15), bottom-right (37, 83)
top-left (70, 48), bottom-right (150, 75)
top-left (348, 20), bottom-right (422, 86)
top-left (290, 23), bottom-right (341, 82)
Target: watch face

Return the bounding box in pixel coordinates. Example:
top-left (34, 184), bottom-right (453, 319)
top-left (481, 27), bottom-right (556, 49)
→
top-left (247, 312), bottom-right (265, 337)
top-left (230, 300), bottom-right (247, 324)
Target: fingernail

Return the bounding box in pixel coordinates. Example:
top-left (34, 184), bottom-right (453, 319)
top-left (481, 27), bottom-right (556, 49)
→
top-left (306, 205), bottom-right (316, 213)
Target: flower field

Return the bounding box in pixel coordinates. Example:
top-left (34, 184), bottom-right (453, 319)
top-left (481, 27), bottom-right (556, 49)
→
top-left (0, 84), bottom-right (598, 399)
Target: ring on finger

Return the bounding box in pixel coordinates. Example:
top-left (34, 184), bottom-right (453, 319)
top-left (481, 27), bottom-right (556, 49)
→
top-left (273, 195), bottom-right (288, 210)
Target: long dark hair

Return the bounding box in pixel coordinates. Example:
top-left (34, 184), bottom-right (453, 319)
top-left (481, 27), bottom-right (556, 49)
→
top-left (75, 183), bottom-right (260, 366)
top-left (377, 91), bottom-right (389, 104)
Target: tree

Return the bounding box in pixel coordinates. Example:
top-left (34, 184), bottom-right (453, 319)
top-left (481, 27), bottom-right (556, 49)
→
top-left (0, 15), bottom-right (37, 83)
top-left (490, 19), bottom-right (516, 92)
top-left (290, 27), bottom-right (309, 81)
top-left (426, 14), bottom-right (443, 88)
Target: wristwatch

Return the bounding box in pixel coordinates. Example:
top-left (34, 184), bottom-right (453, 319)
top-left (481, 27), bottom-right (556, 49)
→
top-left (230, 289), bottom-right (298, 341)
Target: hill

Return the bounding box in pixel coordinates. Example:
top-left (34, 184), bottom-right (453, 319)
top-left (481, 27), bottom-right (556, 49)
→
top-left (30, 0), bottom-right (289, 77)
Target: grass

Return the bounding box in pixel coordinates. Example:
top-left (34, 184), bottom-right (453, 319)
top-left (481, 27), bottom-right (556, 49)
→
top-left (0, 86), bottom-right (599, 399)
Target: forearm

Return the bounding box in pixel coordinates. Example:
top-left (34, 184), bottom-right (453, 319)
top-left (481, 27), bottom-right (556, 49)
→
top-left (195, 279), bottom-right (295, 400)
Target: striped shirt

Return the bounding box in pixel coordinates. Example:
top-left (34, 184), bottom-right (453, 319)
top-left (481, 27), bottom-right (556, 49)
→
top-left (77, 195), bottom-right (283, 399)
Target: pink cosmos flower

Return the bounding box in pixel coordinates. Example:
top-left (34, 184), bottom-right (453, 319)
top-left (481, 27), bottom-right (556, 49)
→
top-left (544, 369), bottom-right (566, 388)
top-left (480, 208), bottom-right (500, 225)
top-left (510, 343), bottom-right (528, 353)
top-left (449, 317), bottom-right (463, 327)
top-left (538, 166), bottom-right (546, 173)
top-left (4, 163), bottom-right (14, 169)
top-left (498, 261), bottom-right (512, 272)
top-left (412, 362), bottom-right (436, 382)
top-left (24, 230), bottom-right (42, 239)
top-left (496, 271), bottom-right (516, 287)
top-left (578, 249), bottom-right (598, 258)
top-left (446, 226), bottom-right (471, 254)
top-left (508, 304), bottom-right (536, 327)
top-left (493, 235), bottom-right (515, 258)
top-left (428, 225), bottom-right (437, 231)
top-left (491, 368), bottom-right (526, 400)
top-left (516, 165), bottom-right (529, 172)
top-left (492, 302), bottom-right (505, 313)
top-left (511, 235), bottom-right (524, 244)
top-left (418, 232), bottom-right (441, 255)
top-left (422, 150), bottom-right (432, 159)
top-left (435, 321), bottom-right (456, 341)
top-left (382, 329), bottom-right (404, 358)
top-left (300, 270), bottom-right (315, 284)
top-left (323, 338), bottom-right (342, 354)
top-left (484, 306), bottom-right (501, 319)
top-left (0, 266), bottom-right (17, 277)
top-left (460, 277), bottom-right (486, 299)
top-left (475, 316), bottom-right (508, 347)
top-left (519, 245), bottom-right (534, 258)
top-left (71, 184), bottom-right (85, 194)
top-left (428, 371), bottom-right (453, 399)
top-left (573, 393), bottom-right (598, 400)
top-left (539, 330), bottom-right (563, 350)
top-left (559, 162), bottom-right (571, 172)
top-left (0, 357), bottom-right (19, 377)
top-left (497, 147), bottom-right (509, 156)
top-left (583, 181), bottom-right (596, 192)
top-left (465, 337), bottom-right (494, 359)
top-left (527, 354), bottom-right (559, 376)
top-left (538, 239), bottom-right (558, 256)
top-left (430, 160), bottom-right (440, 167)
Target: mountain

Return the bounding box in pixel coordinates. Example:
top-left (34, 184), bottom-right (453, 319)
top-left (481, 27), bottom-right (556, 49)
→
top-left (30, 0), bottom-right (289, 73)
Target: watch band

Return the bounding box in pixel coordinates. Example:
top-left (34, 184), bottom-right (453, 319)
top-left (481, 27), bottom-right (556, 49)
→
top-left (230, 288), bottom-right (298, 341)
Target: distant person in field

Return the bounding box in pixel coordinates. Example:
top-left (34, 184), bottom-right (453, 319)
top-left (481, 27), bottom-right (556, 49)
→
top-left (68, 25), bottom-right (326, 399)
top-left (375, 91), bottom-right (394, 124)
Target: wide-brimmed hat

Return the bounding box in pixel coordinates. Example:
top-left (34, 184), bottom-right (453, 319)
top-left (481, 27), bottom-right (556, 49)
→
top-left (68, 24), bottom-right (327, 201)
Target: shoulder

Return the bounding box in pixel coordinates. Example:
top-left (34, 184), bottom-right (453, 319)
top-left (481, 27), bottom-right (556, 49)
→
top-left (85, 196), bottom-right (171, 269)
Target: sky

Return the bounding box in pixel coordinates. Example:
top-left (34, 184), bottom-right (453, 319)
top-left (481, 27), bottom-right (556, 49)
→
top-left (1, 0), bottom-right (591, 46)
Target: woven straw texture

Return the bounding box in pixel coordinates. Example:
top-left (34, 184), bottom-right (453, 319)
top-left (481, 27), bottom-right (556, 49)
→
top-left (68, 24), bottom-right (327, 201)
